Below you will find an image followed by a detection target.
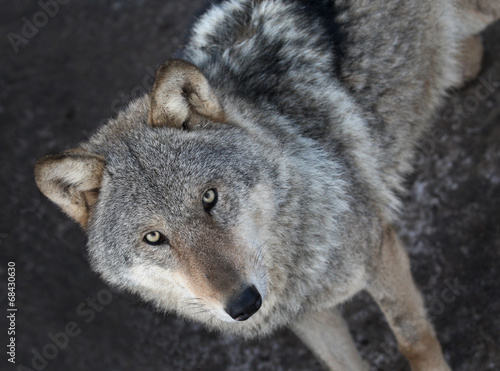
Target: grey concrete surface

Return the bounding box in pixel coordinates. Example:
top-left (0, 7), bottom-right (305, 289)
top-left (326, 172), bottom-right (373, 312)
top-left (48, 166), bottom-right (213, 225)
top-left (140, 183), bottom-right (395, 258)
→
top-left (0, 1), bottom-right (499, 370)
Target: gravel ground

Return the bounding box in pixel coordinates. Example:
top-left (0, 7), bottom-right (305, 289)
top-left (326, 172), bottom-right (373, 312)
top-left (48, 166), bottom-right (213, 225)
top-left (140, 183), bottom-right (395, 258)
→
top-left (1, 1), bottom-right (499, 370)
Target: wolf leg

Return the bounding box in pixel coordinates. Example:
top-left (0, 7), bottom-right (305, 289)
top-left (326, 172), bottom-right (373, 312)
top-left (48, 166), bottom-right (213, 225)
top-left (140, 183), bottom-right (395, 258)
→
top-left (291, 307), bottom-right (369, 371)
top-left (456, 34), bottom-right (484, 87)
top-left (451, 0), bottom-right (500, 88)
top-left (453, 0), bottom-right (500, 35)
top-left (366, 226), bottom-right (450, 371)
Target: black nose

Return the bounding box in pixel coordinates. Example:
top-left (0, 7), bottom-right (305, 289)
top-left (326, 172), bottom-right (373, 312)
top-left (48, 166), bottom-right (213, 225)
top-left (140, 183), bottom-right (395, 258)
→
top-left (225, 285), bottom-right (262, 321)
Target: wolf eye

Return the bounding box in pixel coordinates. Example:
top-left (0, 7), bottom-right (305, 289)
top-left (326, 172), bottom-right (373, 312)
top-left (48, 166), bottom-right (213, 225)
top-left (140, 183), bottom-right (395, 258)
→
top-left (143, 231), bottom-right (168, 246)
top-left (202, 188), bottom-right (217, 212)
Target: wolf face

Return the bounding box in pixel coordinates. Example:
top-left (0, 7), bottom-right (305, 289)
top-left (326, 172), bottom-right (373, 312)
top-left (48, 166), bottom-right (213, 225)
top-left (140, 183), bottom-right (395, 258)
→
top-left (88, 123), bottom-right (274, 324)
top-left (35, 61), bottom-right (282, 331)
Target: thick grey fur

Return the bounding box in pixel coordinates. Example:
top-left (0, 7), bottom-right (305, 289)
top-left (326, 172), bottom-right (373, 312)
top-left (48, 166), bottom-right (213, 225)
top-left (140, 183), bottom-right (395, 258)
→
top-left (34, 0), bottom-right (500, 369)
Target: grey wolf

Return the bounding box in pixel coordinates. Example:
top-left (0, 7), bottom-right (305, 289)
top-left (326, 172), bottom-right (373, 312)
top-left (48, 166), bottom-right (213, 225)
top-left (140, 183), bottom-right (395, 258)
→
top-left (34, 0), bottom-right (500, 369)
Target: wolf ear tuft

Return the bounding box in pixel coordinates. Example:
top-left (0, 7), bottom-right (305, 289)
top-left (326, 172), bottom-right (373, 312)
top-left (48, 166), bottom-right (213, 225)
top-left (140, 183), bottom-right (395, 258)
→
top-left (34, 149), bottom-right (106, 229)
top-left (148, 59), bottom-right (225, 128)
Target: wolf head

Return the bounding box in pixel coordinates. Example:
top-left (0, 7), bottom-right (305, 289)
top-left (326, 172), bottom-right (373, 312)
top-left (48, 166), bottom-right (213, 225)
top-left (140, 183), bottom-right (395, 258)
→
top-left (35, 60), bottom-right (279, 328)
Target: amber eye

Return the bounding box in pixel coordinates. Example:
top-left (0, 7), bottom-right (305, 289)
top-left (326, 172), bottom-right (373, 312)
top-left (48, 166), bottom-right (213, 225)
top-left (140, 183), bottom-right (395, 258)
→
top-left (202, 189), bottom-right (218, 212)
top-left (143, 231), bottom-right (168, 246)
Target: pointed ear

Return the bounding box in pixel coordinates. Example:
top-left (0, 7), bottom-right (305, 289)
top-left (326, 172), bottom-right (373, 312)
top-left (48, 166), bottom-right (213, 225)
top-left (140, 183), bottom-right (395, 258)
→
top-left (148, 59), bottom-right (225, 129)
top-left (34, 149), bottom-right (106, 229)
